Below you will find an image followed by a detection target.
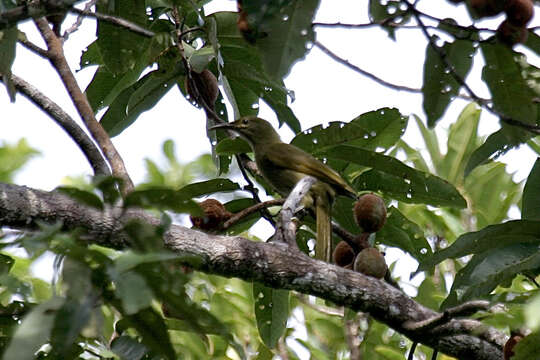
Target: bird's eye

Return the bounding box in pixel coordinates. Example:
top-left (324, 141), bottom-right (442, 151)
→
top-left (242, 119), bottom-right (249, 125)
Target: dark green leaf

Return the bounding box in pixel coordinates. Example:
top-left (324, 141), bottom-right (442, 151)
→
top-left (442, 243), bottom-right (540, 308)
top-left (124, 187), bottom-right (202, 215)
top-left (291, 108), bottom-right (407, 153)
top-left (417, 220), bottom-right (540, 272)
top-left (523, 158), bottom-right (540, 220)
top-left (101, 68), bottom-right (182, 137)
top-left (3, 297), bottom-right (64, 360)
top-left (212, 11), bottom-right (301, 133)
top-left (481, 42), bottom-right (537, 125)
top-left (253, 282), bottom-right (289, 348)
top-left (215, 137), bottom-right (252, 155)
top-left (50, 298), bottom-right (93, 358)
top-left (111, 336), bottom-right (148, 360)
top-left (244, 0), bottom-right (319, 79)
top-left (113, 271), bottom-right (154, 314)
top-left (513, 330), bottom-right (540, 360)
top-left (422, 36), bottom-right (475, 127)
top-left (96, 0), bottom-right (149, 74)
top-left (0, 253), bottom-right (14, 275)
top-left (55, 186), bottom-right (104, 210)
top-left (465, 129), bottom-right (512, 176)
top-left (0, 27), bottom-right (17, 101)
top-left (377, 207), bottom-right (431, 262)
top-left (223, 198), bottom-right (261, 235)
top-left (121, 308), bottom-right (176, 360)
top-left (178, 178), bottom-right (241, 198)
top-left (320, 146), bottom-right (465, 207)
top-left (524, 29), bottom-right (540, 58)
top-left (368, 0), bottom-right (410, 39)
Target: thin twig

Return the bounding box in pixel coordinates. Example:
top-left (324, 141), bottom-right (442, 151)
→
top-left (408, 1), bottom-right (540, 135)
top-left (34, 17), bottom-right (134, 195)
top-left (68, 7), bottom-right (154, 38)
top-left (222, 199), bottom-right (284, 229)
top-left (18, 37), bottom-right (49, 58)
top-left (431, 349), bottom-right (438, 360)
top-left (4, 73), bottom-right (110, 177)
top-left (63, 0), bottom-right (97, 40)
top-left (314, 40), bottom-right (477, 102)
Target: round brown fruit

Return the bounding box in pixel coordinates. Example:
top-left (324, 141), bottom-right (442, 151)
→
top-left (497, 19), bottom-right (528, 46)
top-left (185, 69), bottom-right (219, 108)
top-left (505, 0), bottom-right (534, 27)
top-left (190, 199), bottom-right (232, 231)
top-left (333, 241), bottom-right (355, 268)
top-left (469, 0), bottom-right (505, 17)
top-left (353, 247), bottom-right (388, 279)
top-left (353, 194), bottom-right (387, 233)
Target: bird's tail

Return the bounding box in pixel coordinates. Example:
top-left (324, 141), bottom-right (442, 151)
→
top-left (315, 193), bottom-right (332, 262)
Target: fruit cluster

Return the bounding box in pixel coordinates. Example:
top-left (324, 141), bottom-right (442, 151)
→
top-left (190, 199), bottom-right (233, 231)
top-left (452, 0), bottom-right (534, 46)
top-left (333, 194), bottom-right (388, 279)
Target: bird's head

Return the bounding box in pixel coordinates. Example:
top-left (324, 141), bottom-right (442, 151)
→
top-left (209, 116), bottom-right (282, 148)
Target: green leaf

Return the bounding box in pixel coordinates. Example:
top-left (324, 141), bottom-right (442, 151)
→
top-left (0, 139), bottom-right (39, 183)
top-left (368, 0), bottom-right (410, 39)
top-left (212, 11), bottom-right (301, 133)
top-left (114, 250), bottom-right (179, 273)
top-left (481, 42), bottom-right (537, 125)
top-left (422, 36), bottom-right (475, 127)
top-left (524, 29), bottom-right (540, 59)
top-left (377, 207), bottom-right (431, 262)
top-left (0, 253), bottom-right (14, 275)
top-left (223, 198), bottom-right (261, 235)
top-left (417, 220), bottom-right (540, 272)
top-left (465, 162), bottom-right (521, 229)
top-left (111, 336), bottom-right (148, 360)
top-left (522, 158), bottom-right (540, 220)
top-left (439, 103), bottom-right (481, 184)
top-left (124, 187), bottom-right (202, 215)
top-left (100, 68), bottom-right (182, 137)
top-left (121, 308), bottom-right (176, 360)
top-left (253, 283), bottom-right (289, 349)
top-left (215, 137), bottom-right (252, 155)
top-left (50, 297), bottom-right (93, 358)
top-left (113, 271), bottom-right (154, 315)
top-left (513, 331), bottom-right (540, 360)
top-left (442, 243), bottom-right (540, 308)
top-left (412, 114), bottom-right (442, 167)
top-left (291, 108), bottom-right (408, 153)
top-left (178, 178), bottom-right (241, 198)
top-left (55, 186), bottom-right (104, 210)
top-left (244, 0), bottom-right (320, 80)
top-left (464, 128), bottom-right (526, 177)
top-left (3, 297), bottom-right (64, 360)
top-left (0, 27), bottom-right (17, 101)
top-left (96, 0), bottom-right (149, 74)
top-left (320, 146), bottom-right (465, 207)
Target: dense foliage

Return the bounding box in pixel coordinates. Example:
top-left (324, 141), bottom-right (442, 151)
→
top-left (1, 0), bottom-right (540, 359)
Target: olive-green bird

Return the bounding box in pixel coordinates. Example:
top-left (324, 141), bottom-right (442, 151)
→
top-left (211, 116), bottom-right (356, 262)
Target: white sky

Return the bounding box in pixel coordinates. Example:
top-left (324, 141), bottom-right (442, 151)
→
top-left (1, 1), bottom-right (539, 292)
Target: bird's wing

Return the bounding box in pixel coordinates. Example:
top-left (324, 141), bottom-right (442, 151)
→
top-left (265, 143), bottom-right (356, 197)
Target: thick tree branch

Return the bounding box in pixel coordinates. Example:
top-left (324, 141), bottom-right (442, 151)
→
top-left (34, 17), bottom-right (134, 195)
top-left (3, 73), bottom-right (110, 177)
top-left (0, 182), bottom-right (507, 360)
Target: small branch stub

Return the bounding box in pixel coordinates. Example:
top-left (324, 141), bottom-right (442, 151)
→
top-left (274, 176), bottom-right (317, 247)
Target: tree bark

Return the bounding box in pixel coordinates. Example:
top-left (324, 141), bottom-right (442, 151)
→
top-left (0, 182), bottom-right (507, 360)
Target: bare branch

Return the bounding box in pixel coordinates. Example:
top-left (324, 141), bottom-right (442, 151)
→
top-left (274, 176), bottom-right (317, 247)
top-left (68, 7), bottom-right (154, 38)
top-left (3, 73), bottom-right (110, 177)
top-left (18, 37), bottom-right (49, 58)
top-left (34, 17), bottom-right (134, 195)
top-left (0, 182), bottom-right (508, 360)
top-left (222, 199), bottom-right (284, 229)
top-left (314, 40), bottom-right (477, 102)
top-left (63, 0), bottom-right (97, 40)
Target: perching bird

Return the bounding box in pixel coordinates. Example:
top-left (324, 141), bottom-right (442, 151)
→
top-left (210, 116), bottom-right (356, 262)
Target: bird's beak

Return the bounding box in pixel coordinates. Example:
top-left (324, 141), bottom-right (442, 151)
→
top-left (208, 122), bottom-right (235, 131)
